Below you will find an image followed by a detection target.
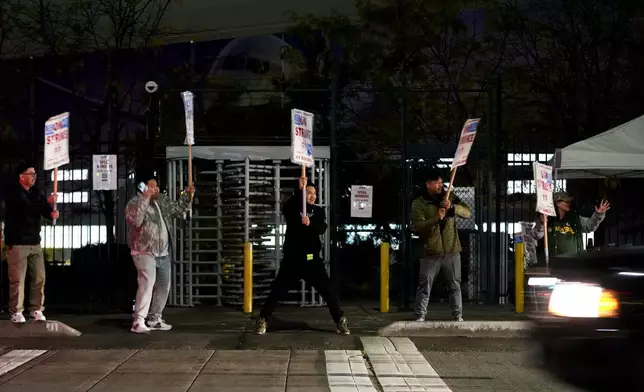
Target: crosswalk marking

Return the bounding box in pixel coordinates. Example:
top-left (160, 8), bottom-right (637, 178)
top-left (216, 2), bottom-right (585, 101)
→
top-left (0, 350), bottom-right (47, 377)
top-left (325, 350), bottom-right (378, 392)
top-left (0, 345), bottom-right (451, 391)
top-left (361, 337), bottom-right (452, 392)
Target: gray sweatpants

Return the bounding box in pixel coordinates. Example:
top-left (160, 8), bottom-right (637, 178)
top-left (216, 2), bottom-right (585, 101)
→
top-left (414, 253), bottom-right (463, 319)
top-left (132, 254), bottom-right (171, 322)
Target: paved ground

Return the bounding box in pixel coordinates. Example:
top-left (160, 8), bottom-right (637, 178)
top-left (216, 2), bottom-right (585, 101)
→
top-left (0, 304), bottom-right (584, 391)
top-left (0, 303), bottom-right (529, 350)
top-left (0, 337), bottom-right (582, 392)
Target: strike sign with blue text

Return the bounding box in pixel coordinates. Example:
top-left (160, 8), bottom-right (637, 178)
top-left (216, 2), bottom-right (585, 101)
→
top-left (451, 118), bottom-right (480, 168)
top-left (44, 112), bottom-right (70, 170)
top-left (291, 109), bottom-right (314, 167)
top-left (533, 162), bottom-right (556, 216)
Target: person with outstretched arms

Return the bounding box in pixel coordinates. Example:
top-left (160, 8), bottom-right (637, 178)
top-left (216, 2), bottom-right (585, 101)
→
top-left (534, 192), bottom-right (609, 256)
top-left (255, 176), bottom-right (350, 335)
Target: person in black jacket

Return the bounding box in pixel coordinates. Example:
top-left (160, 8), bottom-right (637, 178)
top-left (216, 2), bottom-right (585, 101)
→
top-left (4, 162), bottom-right (59, 323)
top-left (255, 176), bottom-right (350, 335)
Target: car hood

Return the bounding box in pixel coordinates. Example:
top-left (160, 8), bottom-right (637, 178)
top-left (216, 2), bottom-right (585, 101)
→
top-left (550, 250), bottom-right (644, 303)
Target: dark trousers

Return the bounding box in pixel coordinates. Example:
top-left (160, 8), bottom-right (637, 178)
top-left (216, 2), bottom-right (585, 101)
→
top-left (259, 254), bottom-right (343, 323)
top-left (414, 254), bottom-right (463, 318)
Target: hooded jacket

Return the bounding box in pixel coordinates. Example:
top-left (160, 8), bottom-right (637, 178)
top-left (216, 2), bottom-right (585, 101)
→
top-left (4, 184), bottom-right (53, 246)
top-left (411, 190), bottom-right (471, 257)
top-left (282, 190), bottom-right (327, 258)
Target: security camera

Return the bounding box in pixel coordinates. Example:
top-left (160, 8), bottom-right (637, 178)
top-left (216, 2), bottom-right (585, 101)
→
top-left (145, 81), bottom-right (158, 94)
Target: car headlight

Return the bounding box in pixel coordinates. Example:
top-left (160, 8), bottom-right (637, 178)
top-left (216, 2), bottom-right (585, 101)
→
top-left (548, 282), bottom-right (619, 318)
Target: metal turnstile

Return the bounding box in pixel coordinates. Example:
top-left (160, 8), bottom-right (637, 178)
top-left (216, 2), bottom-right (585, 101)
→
top-left (166, 146), bottom-right (331, 308)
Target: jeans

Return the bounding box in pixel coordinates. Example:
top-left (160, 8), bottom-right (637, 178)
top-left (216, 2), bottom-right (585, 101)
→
top-left (414, 253), bottom-right (463, 318)
top-left (260, 254), bottom-right (343, 323)
top-left (6, 245), bottom-right (46, 314)
top-left (132, 254), bottom-right (171, 322)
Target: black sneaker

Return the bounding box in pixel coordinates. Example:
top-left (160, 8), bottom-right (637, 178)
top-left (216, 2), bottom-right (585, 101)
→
top-left (336, 317), bottom-right (350, 335)
top-left (255, 317), bottom-right (267, 335)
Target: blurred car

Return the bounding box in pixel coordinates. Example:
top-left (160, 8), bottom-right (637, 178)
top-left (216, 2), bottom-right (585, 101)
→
top-left (532, 246), bottom-right (644, 391)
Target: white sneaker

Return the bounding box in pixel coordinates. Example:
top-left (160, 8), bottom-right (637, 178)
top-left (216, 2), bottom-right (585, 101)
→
top-left (415, 316), bottom-right (425, 322)
top-left (146, 318), bottom-right (172, 331)
top-left (455, 316), bottom-right (464, 322)
top-left (131, 320), bottom-right (151, 334)
top-left (31, 311), bottom-right (46, 322)
top-left (11, 313), bottom-right (26, 323)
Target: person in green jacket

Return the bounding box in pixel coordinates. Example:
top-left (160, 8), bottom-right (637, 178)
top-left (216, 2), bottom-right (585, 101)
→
top-left (412, 170), bottom-right (471, 322)
top-left (534, 192), bottom-right (610, 256)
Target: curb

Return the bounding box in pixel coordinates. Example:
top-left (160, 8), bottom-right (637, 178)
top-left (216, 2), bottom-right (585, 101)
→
top-left (0, 320), bottom-right (82, 338)
top-left (378, 320), bottom-right (533, 337)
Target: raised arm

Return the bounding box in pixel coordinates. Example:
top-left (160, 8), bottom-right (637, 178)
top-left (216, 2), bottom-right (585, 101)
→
top-left (580, 212), bottom-right (606, 233)
top-left (125, 196), bottom-right (150, 229)
top-left (164, 191), bottom-right (192, 220)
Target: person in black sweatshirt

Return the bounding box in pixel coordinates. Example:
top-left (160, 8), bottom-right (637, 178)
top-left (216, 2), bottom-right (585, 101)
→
top-left (255, 176), bottom-right (350, 335)
top-left (4, 162), bottom-right (59, 323)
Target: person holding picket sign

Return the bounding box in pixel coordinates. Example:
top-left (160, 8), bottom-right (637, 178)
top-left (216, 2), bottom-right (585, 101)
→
top-left (411, 119), bottom-right (478, 321)
top-left (4, 162), bottom-right (59, 323)
top-left (412, 169), bottom-right (471, 322)
top-left (255, 176), bottom-right (350, 335)
top-left (534, 192), bottom-right (610, 256)
top-left (125, 172), bottom-right (194, 334)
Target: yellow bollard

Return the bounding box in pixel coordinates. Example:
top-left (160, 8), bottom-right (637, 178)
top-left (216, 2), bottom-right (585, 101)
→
top-left (380, 242), bottom-right (390, 313)
top-left (515, 241), bottom-right (525, 313)
top-left (243, 242), bottom-right (253, 314)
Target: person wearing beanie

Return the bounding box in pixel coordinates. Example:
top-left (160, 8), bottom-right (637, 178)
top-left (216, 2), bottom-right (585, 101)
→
top-left (412, 169), bottom-right (471, 322)
top-left (254, 176), bottom-right (350, 336)
top-left (4, 162), bottom-right (59, 324)
top-left (125, 172), bottom-right (194, 334)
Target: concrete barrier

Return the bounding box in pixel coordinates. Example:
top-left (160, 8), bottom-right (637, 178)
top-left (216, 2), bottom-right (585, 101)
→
top-left (378, 320), bottom-right (533, 337)
top-left (0, 320), bottom-right (82, 338)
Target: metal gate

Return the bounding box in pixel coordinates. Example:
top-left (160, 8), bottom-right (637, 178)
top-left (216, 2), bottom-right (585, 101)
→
top-left (165, 146), bottom-right (331, 308)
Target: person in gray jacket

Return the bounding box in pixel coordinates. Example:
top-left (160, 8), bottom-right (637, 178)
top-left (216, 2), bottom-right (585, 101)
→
top-left (125, 174), bottom-right (193, 334)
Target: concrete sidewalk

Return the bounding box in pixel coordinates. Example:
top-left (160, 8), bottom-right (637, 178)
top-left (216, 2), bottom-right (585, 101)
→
top-left (41, 302), bottom-right (529, 335)
top-left (0, 303), bottom-right (530, 349)
top-left (0, 337), bottom-right (577, 392)
top-left (372, 303), bottom-right (531, 338)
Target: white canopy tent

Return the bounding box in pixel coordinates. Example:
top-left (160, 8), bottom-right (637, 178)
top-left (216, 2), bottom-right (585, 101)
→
top-left (553, 114), bottom-right (644, 179)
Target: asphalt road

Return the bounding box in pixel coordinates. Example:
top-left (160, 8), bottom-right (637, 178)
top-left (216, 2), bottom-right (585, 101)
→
top-left (416, 338), bottom-right (581, 392)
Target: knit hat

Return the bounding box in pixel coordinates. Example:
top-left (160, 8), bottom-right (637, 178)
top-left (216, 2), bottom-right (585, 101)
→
top-left (554, 192), bottom-right (573, 202)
